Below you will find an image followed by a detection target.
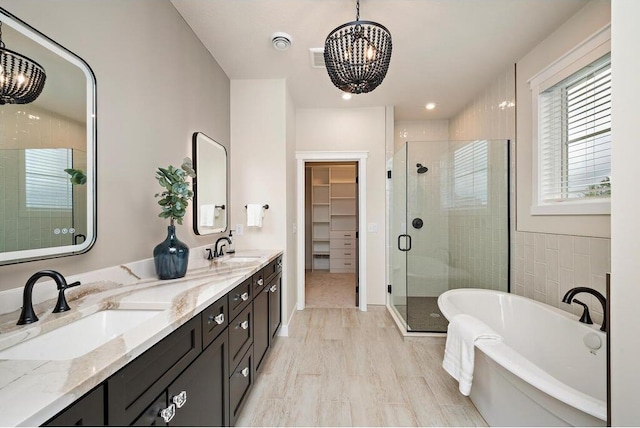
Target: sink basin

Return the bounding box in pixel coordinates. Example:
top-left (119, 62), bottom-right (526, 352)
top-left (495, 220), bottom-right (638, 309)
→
top-left (220, 256), bottom-right (262, 263)
top-left (0, 309), bottom-right (163, 361)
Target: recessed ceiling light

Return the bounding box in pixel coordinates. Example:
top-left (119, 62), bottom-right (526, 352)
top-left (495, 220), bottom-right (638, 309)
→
top-left (342, 92), bottom-right (352, 100)
top-left (425, 102), bottom-right (436, 110)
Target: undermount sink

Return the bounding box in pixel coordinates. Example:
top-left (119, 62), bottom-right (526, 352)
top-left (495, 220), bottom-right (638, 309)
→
top-left (219, 256), bottom-right (262, 263)
top-left (0, 309), bottom-right (164, 361)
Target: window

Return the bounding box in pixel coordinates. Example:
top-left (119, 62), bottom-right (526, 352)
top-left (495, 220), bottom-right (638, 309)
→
top-left (24, 148), bottom-right (73, 210)
top-left (531, 26), bottom-right (611, 215)
top-left (442, 140), bottom-right (488, 209)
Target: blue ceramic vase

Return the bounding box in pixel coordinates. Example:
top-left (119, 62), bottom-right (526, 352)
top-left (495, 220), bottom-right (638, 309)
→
top-left (153, 225), bottom-right (189, 279)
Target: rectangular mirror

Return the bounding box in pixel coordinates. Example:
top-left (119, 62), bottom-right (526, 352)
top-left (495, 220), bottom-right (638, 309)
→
top-left (192, 132), bottom-right (227, 235)
top-left (0, 7), bottom-right (97, 265)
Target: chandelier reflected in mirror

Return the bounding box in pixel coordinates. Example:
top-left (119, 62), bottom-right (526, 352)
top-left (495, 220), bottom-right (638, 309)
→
top-left (0, 21), bottom-right (46, 105)
top-left (324, 0), bottom-right (392, 94)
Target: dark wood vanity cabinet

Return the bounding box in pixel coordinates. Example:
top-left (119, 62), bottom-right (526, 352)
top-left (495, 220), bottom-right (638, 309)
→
top-left (41, 255), bottom-right (282, 427)
top-left (44, 385), bottom-right (105, 426)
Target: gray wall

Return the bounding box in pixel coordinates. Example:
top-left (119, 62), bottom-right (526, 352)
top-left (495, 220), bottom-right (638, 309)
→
top-left (0, 0), bottom-right (230, 291)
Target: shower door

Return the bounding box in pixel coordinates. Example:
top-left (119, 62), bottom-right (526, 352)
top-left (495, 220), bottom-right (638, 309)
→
top-left (390, 140), bottom-right (509, 333)
top-left (390, 144), bottom-right (408, 329)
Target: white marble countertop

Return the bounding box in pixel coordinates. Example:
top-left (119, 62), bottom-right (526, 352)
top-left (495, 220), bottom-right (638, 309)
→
top-left (0, 249), bottom-right (282, 427)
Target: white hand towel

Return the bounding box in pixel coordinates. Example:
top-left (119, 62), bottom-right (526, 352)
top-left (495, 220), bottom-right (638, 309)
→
top-left (246, 204), bottom-right (264, 228)
top-left (200, 205), bottom-right (216, 227)
top-left (442, 313), bottom-right (502, 396)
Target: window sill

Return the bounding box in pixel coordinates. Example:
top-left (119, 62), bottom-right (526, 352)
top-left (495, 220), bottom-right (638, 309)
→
top-left (531, 199), bottom-right (610, 216)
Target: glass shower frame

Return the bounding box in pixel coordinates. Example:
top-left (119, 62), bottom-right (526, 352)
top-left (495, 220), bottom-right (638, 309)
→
top-left (389, 139), bottom-right (510, 333)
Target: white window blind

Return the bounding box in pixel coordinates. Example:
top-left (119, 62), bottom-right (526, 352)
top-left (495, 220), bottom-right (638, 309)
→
top-left (538, 53), bottom-right (611, 203)
top-left (442, 140), bottom-right (488, 208)
top-left (25, 148), bottom-right (73, 210)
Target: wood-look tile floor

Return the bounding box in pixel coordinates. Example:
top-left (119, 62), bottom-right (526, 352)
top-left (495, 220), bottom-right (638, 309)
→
top-left (236, 306), bottom-right (487, 427)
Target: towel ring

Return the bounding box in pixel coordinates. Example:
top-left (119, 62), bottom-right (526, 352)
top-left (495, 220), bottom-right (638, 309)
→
top-left (244, 204), bottom-right (269, 210)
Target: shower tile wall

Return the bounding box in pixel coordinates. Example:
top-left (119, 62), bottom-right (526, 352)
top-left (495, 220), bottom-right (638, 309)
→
top-left (448, 64), bottom-right (611, 322)
top-left (448, 65), bottom-right (515, 294)
top-left (0, 104), bottom-right (85, 252)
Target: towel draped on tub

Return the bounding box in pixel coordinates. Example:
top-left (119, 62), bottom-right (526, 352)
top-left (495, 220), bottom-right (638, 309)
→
top-left (442, 313), bottom-right (503, 396)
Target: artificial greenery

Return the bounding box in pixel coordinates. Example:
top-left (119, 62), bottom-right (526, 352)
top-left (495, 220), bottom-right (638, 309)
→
top-left (65, 168), bottom-right (87, 185)
top-left (155, 158), bottom-right (196, 225)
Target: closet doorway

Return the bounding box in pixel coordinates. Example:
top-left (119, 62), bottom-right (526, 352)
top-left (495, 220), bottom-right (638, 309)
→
top-left (305, 162), bottom-right (359, 307)
top-left (294, 151), bottom-right (369, 311)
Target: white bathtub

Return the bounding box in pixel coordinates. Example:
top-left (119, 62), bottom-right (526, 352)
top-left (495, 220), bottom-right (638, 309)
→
top-left (438, 288), bottom-right (606, 427)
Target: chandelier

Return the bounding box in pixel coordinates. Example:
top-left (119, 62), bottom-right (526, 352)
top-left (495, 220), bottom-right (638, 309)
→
top-left (0, 22), bottom-right (46, 105)
top-left (324, 0), bottom-right (392, 94)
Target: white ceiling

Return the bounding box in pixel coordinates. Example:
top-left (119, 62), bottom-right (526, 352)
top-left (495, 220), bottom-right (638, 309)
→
top-left (171, 0), bottom-right (587, 121)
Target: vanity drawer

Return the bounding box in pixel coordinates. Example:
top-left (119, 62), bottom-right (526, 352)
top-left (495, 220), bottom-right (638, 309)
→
top-left (264, 255), bottom-right (283, 282)
top-left (330, 248), bottom-right (355, 260)
top-left (330, 258), bottom-right (356, 273)
top-left (229, 346), bottom-right (254, 426)
top-left (201, 294), bottom-right (228, 347)
top-left (252, 268), bottom-right (265, 293)
top-left (229, 277), bottom-right (252, 320)
top-left (107, 316), bottom-right (202, 426)
top-left (229, 303), bottom-right (253, 370)
top-left (330, 239), bottom-right (355, 249)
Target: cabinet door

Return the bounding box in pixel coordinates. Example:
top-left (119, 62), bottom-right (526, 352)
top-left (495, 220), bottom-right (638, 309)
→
top-left (253, 286), bottom-right (270, 374)
top-left (229, 346), bottom-right (254, 426)
top-left (44, 385), bottom-right (105, 426)
top-left (168, 330), bottom-right (229, 427)
top-left (268, 273), bottom-right (282, 341)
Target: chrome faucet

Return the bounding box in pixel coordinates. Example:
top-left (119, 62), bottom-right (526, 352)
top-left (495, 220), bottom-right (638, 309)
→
top-left (562, 287), bottom-right (607, 332)
top-left (17, 270), bottom-right (81, 325)
top-left (213, 237), bottom-right (232, 258)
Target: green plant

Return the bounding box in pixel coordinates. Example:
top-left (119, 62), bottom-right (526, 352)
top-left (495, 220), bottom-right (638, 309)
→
top-left (584, 176), bottom-right (611, 197)
top-left (155, 158), bottom-right (196, 225)
top-left (64, 168), bottom-right (86, 185)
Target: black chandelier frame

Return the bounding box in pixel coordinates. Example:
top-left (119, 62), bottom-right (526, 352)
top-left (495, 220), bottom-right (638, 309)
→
top-left (324, 1), bottom-right (392, 94)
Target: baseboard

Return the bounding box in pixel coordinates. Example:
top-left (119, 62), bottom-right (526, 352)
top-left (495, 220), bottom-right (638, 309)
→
top-left (278, 304), bottom-right (297, 337)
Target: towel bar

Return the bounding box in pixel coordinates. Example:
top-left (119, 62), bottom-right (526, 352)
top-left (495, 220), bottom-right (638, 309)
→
top-left (215, 204), bottom-right (226, 209)
top-left (244, 204), bottom-right (269, 209)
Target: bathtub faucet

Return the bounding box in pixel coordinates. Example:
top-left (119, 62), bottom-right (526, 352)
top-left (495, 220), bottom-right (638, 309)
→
top-left (561, 287), bottom-right (607, 332)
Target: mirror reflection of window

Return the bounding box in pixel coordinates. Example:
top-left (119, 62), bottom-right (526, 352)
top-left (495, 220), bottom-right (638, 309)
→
top-left (24, 148), bottom-right (73, 210)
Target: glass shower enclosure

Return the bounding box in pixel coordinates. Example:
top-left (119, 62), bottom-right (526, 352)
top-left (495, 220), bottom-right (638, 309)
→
top-left (390, 140), bottom-right (510, 332)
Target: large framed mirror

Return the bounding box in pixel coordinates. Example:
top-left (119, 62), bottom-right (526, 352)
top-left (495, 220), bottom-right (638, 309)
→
top-left (192, 132), bottom-right (227, 235)
top-left (0, 7), bottom-right (97, 265)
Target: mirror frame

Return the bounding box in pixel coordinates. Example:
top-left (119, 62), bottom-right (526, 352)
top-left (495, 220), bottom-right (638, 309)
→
top-left (192, 132), bottom-right (228, 235)
top-left (0, 7), bottom-right (97, 265)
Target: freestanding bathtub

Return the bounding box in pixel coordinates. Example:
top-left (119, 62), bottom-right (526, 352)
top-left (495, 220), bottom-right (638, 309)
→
top-left (438, 288), bottom-right (606, 427)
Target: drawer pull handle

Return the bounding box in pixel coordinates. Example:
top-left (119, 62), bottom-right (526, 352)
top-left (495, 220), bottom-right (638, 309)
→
top-left (277, 261), bottom-right (283, 268)
top-left (159, 404), bottom-right (176, 423)
top-left (257, 278), bottom-right (264, 286)
top-left (270, 284), bottom-right (277, 293)
top-left (265, 287), bottom-right (271, 293)
top-left (241, 367), bottom-right (250, 377)
top-left (172, 391), bottom-right (187, 409)
top-left (241, 292), bottom-right (249, 301)
top-left (208, 313), bottom-right (224, 325)
top-left (344, 253), bottom-right (351, 256)
top-left (240, 320), bottom-right (249, 330)
top-left (344, 243), bottom-right (352, 246)
top-left (345, 263), bottom-right (351, 266)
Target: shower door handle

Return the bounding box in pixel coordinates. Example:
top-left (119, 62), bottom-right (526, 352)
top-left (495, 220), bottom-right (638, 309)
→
top-left (398, 234), bottom-right (412, 252)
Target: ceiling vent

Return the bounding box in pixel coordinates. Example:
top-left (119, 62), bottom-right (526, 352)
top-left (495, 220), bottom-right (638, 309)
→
top-left (271, 32), bottom-right (292, 51)
top-left (309, 48), bottom-right (325, 68)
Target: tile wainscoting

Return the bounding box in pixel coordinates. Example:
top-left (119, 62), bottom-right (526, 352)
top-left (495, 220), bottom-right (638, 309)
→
top-left (514, 231), bottom-right (610, 325)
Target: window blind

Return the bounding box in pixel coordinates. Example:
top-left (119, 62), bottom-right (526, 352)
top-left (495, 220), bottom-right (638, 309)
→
top-left (25, 148), bottom-right (73, 210)
top-left (538, 53), bottom-right (611, 202)
top-left (442, 140), bottom-right (488, 208)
